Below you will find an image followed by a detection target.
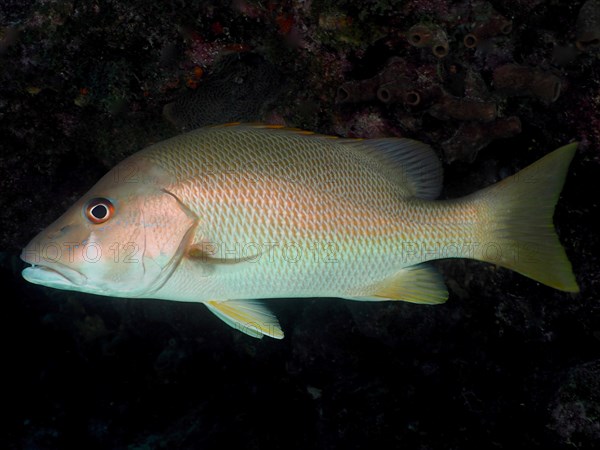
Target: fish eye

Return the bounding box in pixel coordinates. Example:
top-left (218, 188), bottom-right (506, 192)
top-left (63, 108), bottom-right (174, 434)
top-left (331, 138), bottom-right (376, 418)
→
top-left (85, 198), bottom-right (115, 224)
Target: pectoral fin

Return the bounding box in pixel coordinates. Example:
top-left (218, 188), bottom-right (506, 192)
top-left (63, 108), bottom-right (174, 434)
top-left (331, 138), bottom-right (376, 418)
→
top-left (348, 264), bottom-right (449, 305)
top-left (205, 300), bottom-right (284, 339)
top-left (188, 243), bottom-right (261, 265)
top-left (186, 243), bottom-right (261, 276)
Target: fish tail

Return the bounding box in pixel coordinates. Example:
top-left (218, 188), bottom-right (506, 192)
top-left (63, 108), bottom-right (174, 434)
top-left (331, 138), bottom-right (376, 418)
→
top-left (472, 143), bottom-right (579, 292)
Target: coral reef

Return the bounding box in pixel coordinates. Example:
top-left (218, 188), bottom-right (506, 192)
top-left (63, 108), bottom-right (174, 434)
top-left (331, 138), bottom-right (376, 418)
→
top-left (429, 93), bottom-right (497, 122)
top-left (576, 0), bottom-right (600, 51)
top-left (493, 64), bottom-right (562, 103)
top-left (549, 360), bottom-right (600, 447)
top-left (442, 116), bottom-right (522, 162)
top-left (463, 3), bottom-right (512, 48)
top-left (336, 55), bottom-right (506, 159)
top-left (163, 53), bottom-right (284, 130)
top-left (336, 57), bottom-right (407, 104)
top-left (407, 23), bottom-right (449, 58)
top-left (333, 1), bottom-right (570, 159)
top-left (377, 79), bottom-right (422, 106)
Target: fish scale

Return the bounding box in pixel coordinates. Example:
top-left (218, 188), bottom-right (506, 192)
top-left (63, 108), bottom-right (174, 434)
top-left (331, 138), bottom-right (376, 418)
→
top-left (135, 126), bottom-right (496, 300)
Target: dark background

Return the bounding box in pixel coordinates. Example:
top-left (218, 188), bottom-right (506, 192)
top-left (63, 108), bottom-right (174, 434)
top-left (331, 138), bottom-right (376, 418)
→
top-left (1, 1), bottom-right (599, 449)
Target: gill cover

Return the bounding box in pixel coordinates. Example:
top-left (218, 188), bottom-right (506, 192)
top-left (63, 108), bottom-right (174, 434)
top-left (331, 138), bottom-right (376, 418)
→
top-left (21, 155), bottom-right (197, 297)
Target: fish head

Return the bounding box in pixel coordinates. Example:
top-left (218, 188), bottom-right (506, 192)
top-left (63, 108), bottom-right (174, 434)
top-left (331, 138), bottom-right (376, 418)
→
top-left (21, 156), bottom-right (197, 298)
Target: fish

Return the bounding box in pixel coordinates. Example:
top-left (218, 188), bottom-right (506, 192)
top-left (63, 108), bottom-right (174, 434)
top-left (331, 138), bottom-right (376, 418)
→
top-left (21, 124), bottom-right (579, 339)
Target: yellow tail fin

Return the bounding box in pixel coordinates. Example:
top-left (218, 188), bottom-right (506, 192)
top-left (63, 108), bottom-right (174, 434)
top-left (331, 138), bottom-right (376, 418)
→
top-left (473, 143), bottom-right (579, 292)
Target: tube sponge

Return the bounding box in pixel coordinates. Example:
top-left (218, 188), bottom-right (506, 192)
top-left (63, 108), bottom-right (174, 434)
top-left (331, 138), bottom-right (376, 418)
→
top-left (463, 4), bottom-right (512, 49)
top-left (429, 93), bottom-right (497, 122)
top-left (336, 57), bottom-right (408, 104)
top-left (336, 79), bottom-right (380, 104)
top-left (493, 64), bottom-right (561, 103)
top-left (376, 79), bottom-right (414, 105)
top-left (407, 23), bottom-right (449, 58)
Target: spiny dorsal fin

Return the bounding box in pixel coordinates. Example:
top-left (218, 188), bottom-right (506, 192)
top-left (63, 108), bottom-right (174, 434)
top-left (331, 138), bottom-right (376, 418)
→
top-left (349, 264), bottom-right (448, 304)
top-left (207, 123), bottom-right (443, 199)
top-left (205, 300), bottom-right (284, 339)
top-left (210, 122), bottom-right (338, 138)
top-left (342, 138), bottom-right (443, 199)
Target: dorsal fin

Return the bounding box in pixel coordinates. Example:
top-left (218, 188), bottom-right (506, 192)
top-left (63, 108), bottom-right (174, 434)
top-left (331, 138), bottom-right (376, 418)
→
top-left (341, 138), bottom-right (443, 199)
top-left (207, 123), bottom-right (443, 199)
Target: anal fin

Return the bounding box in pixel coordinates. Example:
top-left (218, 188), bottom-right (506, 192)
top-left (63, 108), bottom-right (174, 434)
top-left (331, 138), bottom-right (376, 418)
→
top-left (350, 264), bottom-right (449, 305)
top-left (205, 300), bottom-right (284, 339)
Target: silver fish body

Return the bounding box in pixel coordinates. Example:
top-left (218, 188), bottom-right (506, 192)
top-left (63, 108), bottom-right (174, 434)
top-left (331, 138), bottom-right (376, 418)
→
top-left (21, 124), bottom-right (579, 338)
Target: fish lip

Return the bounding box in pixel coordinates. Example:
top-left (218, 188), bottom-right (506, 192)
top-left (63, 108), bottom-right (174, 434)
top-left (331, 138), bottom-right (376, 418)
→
top-left (20, 252), bottom-right (87, 287)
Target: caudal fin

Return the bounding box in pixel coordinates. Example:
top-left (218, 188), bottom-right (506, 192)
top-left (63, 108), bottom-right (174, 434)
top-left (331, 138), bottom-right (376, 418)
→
top-left (474, 143), bottom-right (579, 292)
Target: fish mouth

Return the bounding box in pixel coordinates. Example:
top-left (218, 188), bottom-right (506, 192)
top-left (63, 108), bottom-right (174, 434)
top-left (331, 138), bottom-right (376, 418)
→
top-left (20, 253), bottom-right (87, 289)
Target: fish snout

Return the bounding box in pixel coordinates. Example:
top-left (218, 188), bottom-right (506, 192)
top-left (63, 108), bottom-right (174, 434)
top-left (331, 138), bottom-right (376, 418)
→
top-left (20, 236), bottom-right (45, 265)
top-left (20, 223), bottom-right (81, 268)
top-left (21, 232), bottom-right (88, 288)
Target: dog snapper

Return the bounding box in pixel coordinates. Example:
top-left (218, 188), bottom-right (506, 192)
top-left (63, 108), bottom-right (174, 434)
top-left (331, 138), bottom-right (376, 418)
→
top-left (21, 124), bottom-right (578, 338)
